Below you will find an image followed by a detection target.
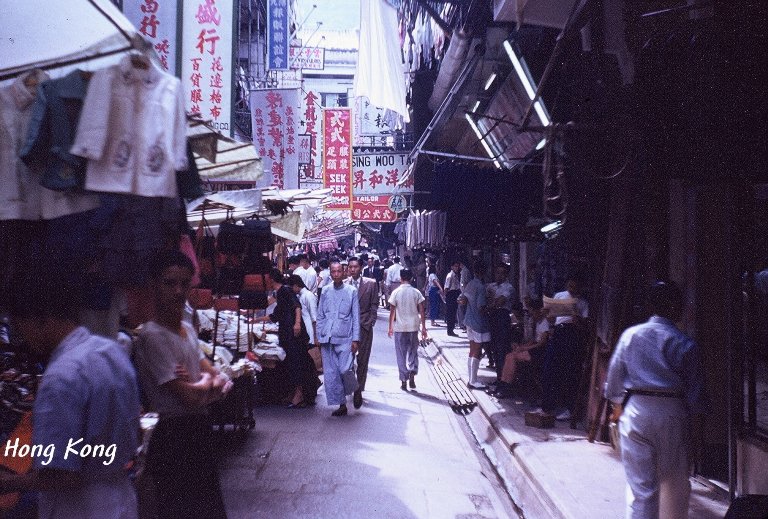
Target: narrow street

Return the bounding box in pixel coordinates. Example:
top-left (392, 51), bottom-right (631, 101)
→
top-left (218, 308), bottom-right (521, 519)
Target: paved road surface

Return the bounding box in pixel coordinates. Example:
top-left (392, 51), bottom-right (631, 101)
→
top-left (219, 308), bottom-right (520, 519)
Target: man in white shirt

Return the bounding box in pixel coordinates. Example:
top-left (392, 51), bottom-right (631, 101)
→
top-left (444, 261), bottom-right (462, 336)
top-left (289, 275), bottom-right (318, 346)
top-left (293, 254), bottom-right (318, 293)
top-left (384, 257), bottom-right (403, 309)
top-left (539, 276), bottom-right (589, 421)
top-left (388, 269), bottom-right (427, 391)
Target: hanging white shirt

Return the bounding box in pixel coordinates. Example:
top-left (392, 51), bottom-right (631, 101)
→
top-left (71, 55), bottom-right (187, 197)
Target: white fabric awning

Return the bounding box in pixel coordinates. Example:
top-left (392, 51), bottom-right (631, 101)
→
top-left (0, 0), bottom-right (136, 80)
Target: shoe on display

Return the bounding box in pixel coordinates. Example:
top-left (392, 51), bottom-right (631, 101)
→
top-left (353, 390), bottom-right (363, 409)
top-left (331, 405), bottom-right (348, 417)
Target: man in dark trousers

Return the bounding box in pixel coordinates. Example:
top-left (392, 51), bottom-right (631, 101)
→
top-left (443, 261), bottom-right (462, 337)
top-left (344, 257), bottom-right (379, 408)
top-left (605, 281), bottom-right (707, 519)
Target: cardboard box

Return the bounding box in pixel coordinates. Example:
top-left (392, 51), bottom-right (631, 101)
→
top-left (525, 411), bottom-right (555, 428)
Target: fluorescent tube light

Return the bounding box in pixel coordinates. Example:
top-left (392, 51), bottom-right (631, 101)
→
top-left (540, 220), bottom-right (562, 234)
top-left (471, 100), bottom-right (481, 113)
top-left (484, 72), bottom-right (497, 91)
top-left (536, 138), bottom-right (547, 150)
top-left (504, 40), bottom-right (550, 127)
top-left (465, 114), bottom-right (502, 169)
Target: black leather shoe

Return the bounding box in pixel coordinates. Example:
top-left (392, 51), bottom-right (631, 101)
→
top-left (331, 405), bottom-right (348, 417)
top-left (400, 381), bottom-right (408, 391)
top-left (447, 331), bottom-right (458, 337)
top-left (408, 373), bottom-right (416, 389)
top-left (353, 390), bottom-right (363, 409)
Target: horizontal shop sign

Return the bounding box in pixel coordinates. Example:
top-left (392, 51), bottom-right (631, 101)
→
top-left (351, 152), bottom-right (413, 196)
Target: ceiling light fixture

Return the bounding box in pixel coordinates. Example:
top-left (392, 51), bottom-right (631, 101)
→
top-left (465, 113), bottom-right (502, 170)
top-left (484, 72), bottom-right (497, 91)
top-left (503, 40), bottom-right (551, 127)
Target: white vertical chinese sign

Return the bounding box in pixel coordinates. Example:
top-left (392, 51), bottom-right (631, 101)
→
top-left (181, 0), bottom-right (233, 135)
top-left (123, 0), bottom-right (178, 74)
top-left (322, 108), bottom-right (353, 210)
top-left (250, 89), bottom-right (300, 189)
top-left (267, 0), bottom-right (290, 70)
top-left (299, 89), bottom-right (322, 188)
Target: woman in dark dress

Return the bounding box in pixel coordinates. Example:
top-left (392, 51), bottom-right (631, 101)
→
top-left (255, 268), bottom-right (312, 407)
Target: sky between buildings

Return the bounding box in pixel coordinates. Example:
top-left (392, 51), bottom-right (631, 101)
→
top-left (296, 0), bottom-right (361, 31)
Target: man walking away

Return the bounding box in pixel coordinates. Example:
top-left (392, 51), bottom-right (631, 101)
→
top-left (388, 269), bottom-right (427, 391)
top-left (605, 281), bottom-right (707, 519)
top-left (444, 261), bottom-right (462, 336)
top-left (344, 257), bottom-right (378, 408)
top-left (317, 261), bottom-right (360, 416)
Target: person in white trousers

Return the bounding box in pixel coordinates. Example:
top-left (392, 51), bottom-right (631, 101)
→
top-left (605, 281), bottom-right (707, 519)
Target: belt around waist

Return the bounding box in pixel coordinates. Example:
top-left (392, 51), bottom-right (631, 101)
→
top-left (622, 388), bottom-right (683, 408)
top-left (629, 389), bottom-right (682, 398)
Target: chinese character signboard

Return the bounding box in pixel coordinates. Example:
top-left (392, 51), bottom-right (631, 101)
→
top-left (351, 197), bottom-right (398, 222)
top-left (322, 108), bottom-right (353, 210)
top-left (250, 89), bottom-right (300, 189)
top-left (181, 0), bottom-right (233, 135)
top-left (299, 90), bottom-right (322, 188)
top-left (351, 152), bottom-right (413, 197)
top-left (289, 46), bottom-right (325, 70)
top-left (297, 134), bottom-right (311, 165)
top-left (123, 0), bottom-right (178, 73)
top-left (267, 0), bottom-right (290, 70)
top-left (353, 96), bottom-right (394, 145)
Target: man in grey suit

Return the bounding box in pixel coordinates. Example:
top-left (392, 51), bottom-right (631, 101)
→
top-left (345, 257), bottom-right (379, 409)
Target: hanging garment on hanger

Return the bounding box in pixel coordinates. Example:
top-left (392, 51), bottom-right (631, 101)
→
top-left (0, 69), bottom-right (99, 221)
top-left (20, 69), bottom-right (91, 191)
top-left (71, 54), bottom-right (187, 197)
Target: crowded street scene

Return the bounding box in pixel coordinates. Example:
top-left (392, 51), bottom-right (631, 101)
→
top-left (0, 0), bottom-right (765, 518)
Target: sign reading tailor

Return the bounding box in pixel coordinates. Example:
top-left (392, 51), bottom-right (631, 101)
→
top-left (351, 152), bottom-right (414, 197)
top-left (322, 108), bottom-right (353, 210)
top-left (351, 196), bottom-right (398, 223)
top-left (181, 0), bottom-right (233, 135)
top-left (267, 0), bottom-right (290, 70)
top-left (289, 46), bottom-right (325, 70)
top-left (123, 0), bottom-right (178, 73)
top-left (250, 89), bottom-right (300, 189)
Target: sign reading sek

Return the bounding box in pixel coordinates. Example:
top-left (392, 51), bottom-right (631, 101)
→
top-left (322, 108), bottom-right (353, 210)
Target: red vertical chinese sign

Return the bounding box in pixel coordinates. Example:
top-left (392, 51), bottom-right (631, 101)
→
top-left (322, 108), bottom-right (353, 210)
top-left (181, 0), bottom-right (233, 134)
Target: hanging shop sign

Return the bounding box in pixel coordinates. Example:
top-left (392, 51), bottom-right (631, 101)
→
top-left (351, 196), bottom-right (397, 223)
top-left (297, 134), bottom-right (311, 165)
top-left (181, 0), bottom-right (234, 135)
top-left (289, 46), bottom-right (325, 70)
top-left (388, 194), bottom-right (407, 214)
top-left (322, 108), bottom-right (353, 210)
top-left (123, 0), bottom-right (178, 74)
top-left (351, 152), bottom-right (414, 197)
top-left (250, 88), bottom-right (300, 189)
top-left (353, 96), bottom-right (392, 144)
top-left (299, 90), bottom-right (322, 188)
top-left (267, 0), bottom-right (290, 70)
